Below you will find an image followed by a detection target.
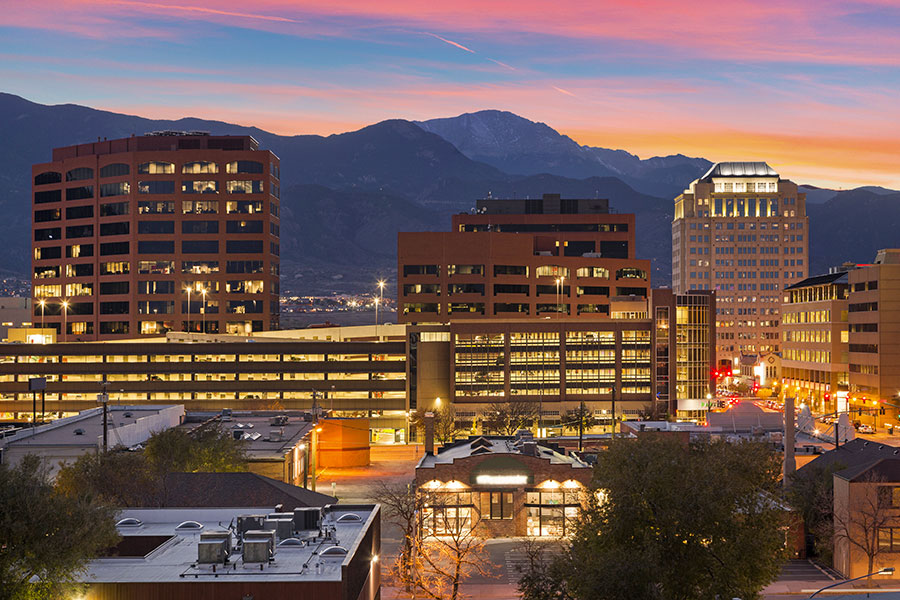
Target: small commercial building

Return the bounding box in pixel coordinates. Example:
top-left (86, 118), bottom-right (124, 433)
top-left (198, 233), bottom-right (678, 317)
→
top-left (81, 504), bottom-right (381, 600)
top-left (0, 404), bottom-right (184, 475)
top-left (833, 458), bottom-right (900, 579)
top-left (415, 432), bottom-right (592, 538)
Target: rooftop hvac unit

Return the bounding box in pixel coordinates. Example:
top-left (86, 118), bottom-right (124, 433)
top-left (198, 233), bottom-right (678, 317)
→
top-left (267, 512), bottom-right (294, 520)
top-left (293, 507), bottom-right (321, 531)
top-left (200, 530), bottom-right (232, 555)
top-left (263, 518), bottom-right (293, 540)
top-left (244, 530), bottom-right (276, 556)
top-left (270, 415), bottom-right (289, 426)
top-left (269, 429), bottom-right (283, 442)
top-left (237, 515), bottom-right (266, 537)
top-left (198, 540), bottom-right (227, 564)
top-left (242, 540), bottom-right (271, 563)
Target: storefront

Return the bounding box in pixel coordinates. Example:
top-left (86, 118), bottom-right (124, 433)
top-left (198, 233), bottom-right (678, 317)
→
top-left (415, 434), bottom-right (592, 538)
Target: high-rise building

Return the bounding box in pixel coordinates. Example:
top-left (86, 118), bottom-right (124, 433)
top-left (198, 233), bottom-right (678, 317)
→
top-left (672, 162), bottom-right (808, 362)
top-left (398, 194), bottom-right (649, 322)
top-left (31, 133), bottom-right (281, 340)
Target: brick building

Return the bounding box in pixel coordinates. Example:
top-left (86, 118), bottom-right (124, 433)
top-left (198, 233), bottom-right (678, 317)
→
top-left (398, 194), bottom-right (649, 321)
top-left (31, 132), bottom-right (280, 340)
top-left (415, 432), bottom-right (592, 537)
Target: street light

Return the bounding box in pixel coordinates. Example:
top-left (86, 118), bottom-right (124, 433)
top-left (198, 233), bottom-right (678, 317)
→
top-left (184, 286), bottom-right (192, 333)
top-left (200, 286), bottom-right (207, 334)
top-left (807, 567), bottom-right (894, 598)
top-left (61, 299), bottom-right (69, 342)
top-left (376, 280), bottom-right (386, 338)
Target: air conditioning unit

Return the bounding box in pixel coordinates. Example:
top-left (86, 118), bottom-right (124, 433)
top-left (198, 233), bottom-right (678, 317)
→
top-left (200, 530), bottom-right (232, 555)
top-left (293, 507), bottom-right (321, 531)
top-left (242, 540), bottom-right (271, 563)
top-left (263, 518), bottom-right (293, 540)
top-left (243, 530), bottom-right (276, 556)
top-left (237, 515), bottom-right (266, 538)
top-left (198, 540), bottom-right (227, 564)
top-left (269, 429), bottom-right (283, 442)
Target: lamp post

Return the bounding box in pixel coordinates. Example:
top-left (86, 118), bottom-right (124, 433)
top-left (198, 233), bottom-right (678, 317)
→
top-left (200, 286), bottom-right (207, 334)
top-left (184, 286), bottom-right (192, 333)
top-left (374, 296), bottom-right (380, 339)
top-left (61, 299), bottom-right (69, 342)
top-left (807, 567), bottom-right (894, 598)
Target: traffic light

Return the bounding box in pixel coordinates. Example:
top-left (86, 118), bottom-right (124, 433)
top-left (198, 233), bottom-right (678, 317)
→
top-left (881, 407), bottom-right (886, 416)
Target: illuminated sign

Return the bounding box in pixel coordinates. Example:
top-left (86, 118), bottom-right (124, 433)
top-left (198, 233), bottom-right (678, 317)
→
top-left (475, 474), bottom-right (529, 485)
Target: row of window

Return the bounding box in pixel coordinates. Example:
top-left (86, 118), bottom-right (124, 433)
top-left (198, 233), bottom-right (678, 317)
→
top-left (35, 161), bottom-right (267, 185)
top-left (33, 231), bottom-right (268, 254)
top-left (29, 279), bottom-right (265, 295)
top-left (27, 296), bottom-right (268, 314)
top-left (402, 264), bottom-right (646, 280)
top-left (403, 283), bottom-right (643, 297)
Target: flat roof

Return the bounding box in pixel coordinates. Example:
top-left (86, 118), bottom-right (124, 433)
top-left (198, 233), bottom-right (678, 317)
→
top-left (85, 505), bottom-right (377, 583)
top-left (2, 405), bottom-right (183, 448)
top-left (418, 436), bottom-right (590, 470)
top-left (180, 412), bottom-right (313, 460)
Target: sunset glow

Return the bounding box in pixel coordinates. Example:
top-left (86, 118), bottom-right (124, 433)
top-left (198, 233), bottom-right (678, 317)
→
top-left (3, 0), bottom-right (899, 188)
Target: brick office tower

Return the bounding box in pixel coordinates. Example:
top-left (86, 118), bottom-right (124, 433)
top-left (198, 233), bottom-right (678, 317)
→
top-left (398, 194), bottom-right (650, 322)
top-left (672, 162), bottom-right (808, 363)
top-left (32, 132), bottom-right (280, 340)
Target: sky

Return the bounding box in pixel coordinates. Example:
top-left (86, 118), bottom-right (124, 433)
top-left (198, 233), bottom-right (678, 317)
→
top-left (2, 0), bottom-right (900, 189)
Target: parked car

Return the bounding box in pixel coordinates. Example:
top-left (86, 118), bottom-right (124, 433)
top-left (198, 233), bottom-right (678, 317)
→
top-left (858, 424), bottom-right (876, 434)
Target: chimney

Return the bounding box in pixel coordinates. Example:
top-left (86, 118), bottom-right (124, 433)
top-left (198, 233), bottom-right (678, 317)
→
top-left (521, 441), bottom-right (537, 457)
top-left (783, 396), bottom-right (796, 482)
top-left (424, 411), bottom-right (435, 455)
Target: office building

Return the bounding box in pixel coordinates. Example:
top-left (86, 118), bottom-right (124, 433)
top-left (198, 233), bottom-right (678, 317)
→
top-left (398, 194), bottom-right (649, 322)
top-left (31, 132), bottom-right (280, 341)
top-left (782, 269), bottom-right (852, 414)
top-left (406, 290), bottom-right (715, 424)
top-left (847, 249), bottom-right (900, 412)
top-left (80, 505), bottom-right (380, 600)
top-left (672, 162), bottom-right (808, 361)
top-left (0, 298), bottom-right (34, 341)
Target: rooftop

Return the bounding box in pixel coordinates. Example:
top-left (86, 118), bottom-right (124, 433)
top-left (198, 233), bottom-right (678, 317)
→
top-left (180, 411), bottom-right (313, 461)
top-left (784, 271), bottom-right (849, 291)
top-left (700, 161), bottom-right (778, 181)
top-left (2, 405), bottom-right (184, 449)
top-left (800, 437), bottom-right (900, 474)
top-left (417, 435), bottom-right (591, 470)
top-left (50, 134), bottom-right (263, 162)
top-left (85, 505), bottom-right (378, 583)
top-left (162, 472), bottom-right (335, 509)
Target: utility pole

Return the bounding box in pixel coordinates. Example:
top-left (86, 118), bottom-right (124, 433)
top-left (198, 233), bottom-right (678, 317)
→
top-left (610, 384), bottom-right (617, 440)
top-left (28, 377), bottom-right (46, 435)
top-left (310, 389), bottom-right (320, 492)
top-left (99, 375), bottom-right (110, 452)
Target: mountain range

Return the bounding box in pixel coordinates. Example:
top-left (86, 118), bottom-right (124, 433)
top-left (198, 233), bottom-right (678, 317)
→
top-left (0, 92), bottom-right (896, 294)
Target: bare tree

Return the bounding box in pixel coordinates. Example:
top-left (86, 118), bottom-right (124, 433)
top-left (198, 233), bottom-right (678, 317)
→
top-left (400, 493), bottom-right (496, 600)
top-left (372, 480), bottom-right (425, 591)
top-left (483, 399), bottom-right (539, 435)
top-left (833, 472), bottom-right (894, 582)
top-left (410, 405), bottom-right (463, 445)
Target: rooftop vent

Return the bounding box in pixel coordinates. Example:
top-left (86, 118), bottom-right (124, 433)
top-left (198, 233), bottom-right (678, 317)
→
top-left (336, 513), bottom-right (362, 523)
top-left (124, 412), bottom-right (133, 418)
top-left (74, 428), bottom-right (85, 435)
top-left (277, 538), bottom-right (304, 547)
top-left (176, 520), bottom-right (204, 531)
top-left (116, 517), bottom-right (143, 527)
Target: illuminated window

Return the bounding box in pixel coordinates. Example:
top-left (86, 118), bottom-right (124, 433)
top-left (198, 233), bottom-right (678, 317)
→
top-left (226, 180), bottom-right (264, 194)
top-left (137, 161), bottom-right (174, 174)
top-left (226, 161), bottom-right (264, 174)
top-left (182, 180), bottom-right (219, 194)
top-left (182, 161), bottom-right (218, 174)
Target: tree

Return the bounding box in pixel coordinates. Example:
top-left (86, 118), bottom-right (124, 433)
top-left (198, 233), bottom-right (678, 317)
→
top-left (0, 455), bottom-right (119, 599)
top-left (516, 539), bottom-right (570, 600)
top-left (57, 423), bottom-right (247, 507)
top-left (403, 494), bottom-right (495, 600)
top-left (562, 404), bottom-right (597, 435)
top-left (372, 480), bottom-right (425, 592)
top-left (483, 399), bottom-right (539, 435)
top-left (832, 472), bottom-right (893, 582)
top-left (537, 435), bottom-right (786, 600)
top-left (786, 462), bottom-right (846, 562)
top-left (410, 405), bottom-right (463, 445)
